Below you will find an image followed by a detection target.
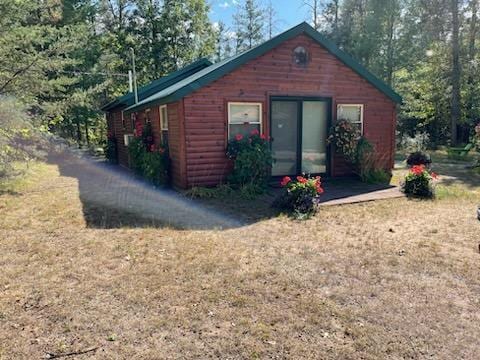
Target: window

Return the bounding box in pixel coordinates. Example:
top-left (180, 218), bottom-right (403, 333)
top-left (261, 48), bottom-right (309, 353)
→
top-left (160, 105), bottom-right (168, 146)
top-left (130, 113), bottom-right (136, 130)
top-left (121, 111), bottom-right (126, 130)
top-left (145, 109), bottom-right (151, 124)
top-left (337, 104), bottom-right (364, 133)
top-left (293, 46), bottom-right (309, 66)
top-left (228, 102), bottom-right (262, 140)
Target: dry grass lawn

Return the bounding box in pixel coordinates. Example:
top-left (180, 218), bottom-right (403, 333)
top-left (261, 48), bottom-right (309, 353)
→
top-left (1, 158), bottom-right (480, 359)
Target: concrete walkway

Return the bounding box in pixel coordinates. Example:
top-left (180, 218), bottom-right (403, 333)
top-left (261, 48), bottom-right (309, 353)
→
top-left (47, 147), bottom-right (243, 230)
top-left (318, 179), bottom-right (404, 206)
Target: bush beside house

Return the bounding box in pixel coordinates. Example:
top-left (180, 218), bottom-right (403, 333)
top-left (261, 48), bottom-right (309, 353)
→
top-left (127, 121), bottom-right (169, 187)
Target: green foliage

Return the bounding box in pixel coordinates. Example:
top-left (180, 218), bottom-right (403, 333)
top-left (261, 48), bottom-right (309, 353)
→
top-left (0, 98), bottom-right (34, 178)
top-left (234, 0), bottom-right (265, 52)
top-left (363, 169), bottom-right (392, 185)
top-left (474, 124), bottom-right (480, 152)
top-left (328, 120), bottom-right (360, 163)
top-left (274, 175), bottom-right (324, 219)
top-left (128, 136), bottom-right (169, 187)
top-left (128, 137), bottom-right (147, 175)
top-left (406, 151), bottom-right (432, 167)
top-left (402, 165), bottom-right (437, 198)
top-left (104, 137), bottom-right (118, 164)
top-left (226, 131), bottom-right (273, 192)
top-left (355, 137), bottom-right (380, 183)
top-left (141, 150), bottom-right (169, 186)
top-left (185, 184), bottom-right (234, 199)
top-left (329, 121), bottom-right (388, 182)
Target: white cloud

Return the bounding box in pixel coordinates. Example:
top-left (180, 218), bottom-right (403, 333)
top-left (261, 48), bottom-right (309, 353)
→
top-left (219, 1), bottom-right (230, 8)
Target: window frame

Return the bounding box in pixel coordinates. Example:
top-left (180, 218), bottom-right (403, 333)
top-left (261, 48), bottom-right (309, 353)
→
top-left (227, 102), bottom-right (263, 140)
top-left (336, 104), bottom-right (364, 134)
top-left (160, 105), bottom-right (168, 131)
top-left (145, 109), bottom-right (151, 124)
top-left (121, 111), bottom-right (126, 130)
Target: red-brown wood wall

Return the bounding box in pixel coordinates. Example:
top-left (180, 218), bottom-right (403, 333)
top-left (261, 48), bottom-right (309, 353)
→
top-left (180, 33), bottom-right (397, 188)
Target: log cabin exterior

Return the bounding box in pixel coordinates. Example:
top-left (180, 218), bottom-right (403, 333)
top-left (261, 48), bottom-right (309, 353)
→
top-left (103, 22), bottom-right (402, 189)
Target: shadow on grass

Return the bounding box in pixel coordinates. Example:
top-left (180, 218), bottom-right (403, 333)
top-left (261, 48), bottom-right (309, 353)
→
top-left (44, 143), bottom-right (403, 228)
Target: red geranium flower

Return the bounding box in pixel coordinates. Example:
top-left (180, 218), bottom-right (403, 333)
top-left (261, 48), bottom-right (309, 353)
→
top-left (250, 128), bottom-right (260, 136)
top-left (235, 134), bottom-right (243, 141)
top-left (297, 176), bottom-right (307, 184)
top-left (431, 172), bottom-right (438, 179)
top-left (280, 176), bottom-right (291, 187)
top-left (411, 165), bottom-right (425, 176)
top-left (260, 134), bottom-right (268, 140)
top-left (158, 148), bottom-right (166, 154)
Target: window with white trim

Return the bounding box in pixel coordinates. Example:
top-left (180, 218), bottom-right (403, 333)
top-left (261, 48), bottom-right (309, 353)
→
top-left (145, 109), bottom-right (151, 124)
top-left (337, 104), bottom-right (364, 133)
top-left (160, 105), bottom-right (168, 146)
top-left (228, 102), bottom-right (262, 140)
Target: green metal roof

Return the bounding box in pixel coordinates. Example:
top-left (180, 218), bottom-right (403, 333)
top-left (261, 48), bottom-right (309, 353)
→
top-left (101, 58), bottom-right (212, 111)
top-left (125, 22), bottom-right (402, 113)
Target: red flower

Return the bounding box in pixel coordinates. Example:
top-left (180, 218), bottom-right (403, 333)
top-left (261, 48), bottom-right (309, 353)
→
top-left (235, 134), bottom-right (243, 141)
top-left (316, 185), bottom-right (324, 194)
top-left (260, 134), bottom-right (268, 140)
top-left (431, 172), bottom-right (438, 179)
top-left (150, 144), bottom-right (156, 152)
top-left (411, 165), bottom-right (425, 176)
top-left (158, 148), bottom-right (166, 154)
top-left (280, 176), bottom-right (291, 187)
top-left (297, 176), bottom-right (307, 184)
top-left (250, 128), bottom-right (260, 136)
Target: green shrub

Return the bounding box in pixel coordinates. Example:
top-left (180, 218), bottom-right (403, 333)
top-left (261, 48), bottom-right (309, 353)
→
top-left (185, 184), bottom-right (234, 199)
top-left (327, 119), bottom-right (360, 163)
top-left (329, 122), bottom-right (392, 183)
top-left (273, 175), bottom-right (324, 219)
top-left (226, 130), bottom-right (273, 193)
top-left (406, 151), bottom-right (432, 167)
top-left (128, 136), bottom-right (146, 175)
top-left (363, 168), bottom-right (391, 184)
top-left (127, 130), bottom-right (169, 187)
top-left (474, 124), bottom-right (480, 152)
top-left (141, 150), bottom-right (169, 186)
top-left (402, 165), bottom-right (437, 198)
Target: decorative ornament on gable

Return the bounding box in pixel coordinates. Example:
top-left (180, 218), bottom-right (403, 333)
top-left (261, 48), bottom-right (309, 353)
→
top-left (293, 46), bottom-right (309, 66)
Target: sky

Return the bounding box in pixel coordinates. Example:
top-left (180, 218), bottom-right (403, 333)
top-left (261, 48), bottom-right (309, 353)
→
top-left (209, 0), bottom-right (311, 34)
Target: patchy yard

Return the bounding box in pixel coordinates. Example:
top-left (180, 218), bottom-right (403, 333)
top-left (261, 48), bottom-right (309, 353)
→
top-left (1, 155), bottom-right (480, 359)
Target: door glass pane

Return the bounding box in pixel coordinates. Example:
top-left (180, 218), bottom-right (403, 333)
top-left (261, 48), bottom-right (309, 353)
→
top-left (271, 101), bottom-right (298, 176)
top-left (302, 101), bottom-right (328, 174)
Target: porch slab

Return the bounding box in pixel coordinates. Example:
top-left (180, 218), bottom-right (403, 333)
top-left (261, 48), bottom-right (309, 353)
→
top-left (318, 178), bottom-right (404, 206)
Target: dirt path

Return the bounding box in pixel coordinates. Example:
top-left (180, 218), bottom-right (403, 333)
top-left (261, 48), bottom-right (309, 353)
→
top-left (46, 147), bottom-right (242, 230)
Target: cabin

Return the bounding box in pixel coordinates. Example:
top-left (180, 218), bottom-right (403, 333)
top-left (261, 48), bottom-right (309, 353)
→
top-left (102, 22), bottom-right (402, 189)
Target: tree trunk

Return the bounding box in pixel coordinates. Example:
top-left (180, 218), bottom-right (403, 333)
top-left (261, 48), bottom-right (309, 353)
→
top-left (76, 119), bottom-right (82, 146)
top-left (386, 11), bottom-right (396, 86)
top-left (466, 0), bottom-right (478, 122)
top-left (450, 0), bottom-right (461, 145)
top-left (85, 121), bottom-right (90, 146)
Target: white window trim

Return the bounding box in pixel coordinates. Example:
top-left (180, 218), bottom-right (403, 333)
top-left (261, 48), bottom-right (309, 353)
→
top-left (337, 104), bottom-right (364, 134)
top-left (159, 105), bottom-right (168, 131)
top-left (227, 102), bottom-right (263, 139)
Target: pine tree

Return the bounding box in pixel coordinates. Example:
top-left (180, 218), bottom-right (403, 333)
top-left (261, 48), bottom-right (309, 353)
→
top-left (234, 0), bottom-right (265, 53)
top-left (159, 0), bottom-right (215, 73)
